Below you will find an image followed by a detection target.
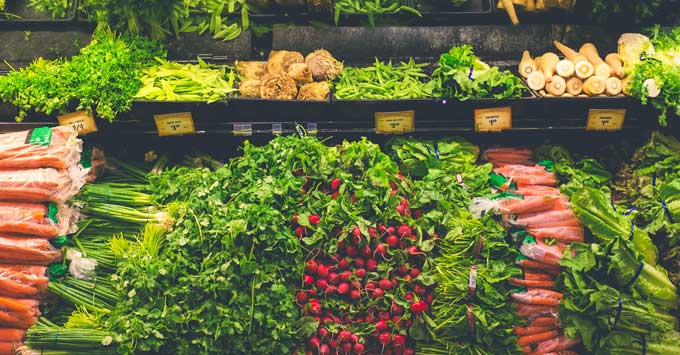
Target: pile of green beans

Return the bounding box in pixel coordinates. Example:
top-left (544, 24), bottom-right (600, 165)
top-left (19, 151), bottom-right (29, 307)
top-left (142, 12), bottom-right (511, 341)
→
top-left (334, 58), bottom-right (435, 100)
top-left (333, 0), bottom-right (421, 26)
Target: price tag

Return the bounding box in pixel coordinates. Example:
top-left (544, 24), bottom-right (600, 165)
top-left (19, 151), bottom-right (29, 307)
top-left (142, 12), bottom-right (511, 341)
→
top-left (307, 122), bottom-right (318, 135)
top-left (375, 111), bottom-right (414, 134)
top-left (474, 106), bottom-right (512, 132)
top-left (272, 123), bottom-right (283, 135)
top-left (233, 123), bottom-right (253, 136)
top-left (154, 112), bottom-right (196, 136)
top-left (58, 111), bottom-right (98, 135)
top-left (586, 109), bottom-right (626, 131)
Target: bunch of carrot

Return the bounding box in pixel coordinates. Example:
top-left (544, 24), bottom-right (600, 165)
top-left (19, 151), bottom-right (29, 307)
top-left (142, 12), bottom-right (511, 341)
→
top-left (0, 126), bottom-right (91, 355)
top-left (519, 41), bottom-right (627, 98)
top-left (483, 147), bottom-right (582, 355)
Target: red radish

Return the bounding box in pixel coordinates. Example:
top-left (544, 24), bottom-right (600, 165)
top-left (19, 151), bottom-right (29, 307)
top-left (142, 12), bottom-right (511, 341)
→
top-left (404, 349), bottom-right (414, 355)
top-left (331, 192), bottom-right (340, 199)
top-left (365, 314), bottom-right (375, 323)
top-left (391, 279), bottom-right (398, 288)
top-left (341, 342), bottom-right (352, 353)
top-left (410, 301), bottom-right (428, 314)
top-left (309, 214), bottom-right (321, 225)
top-left (338, 330), bottom-right (351, 342)
top-left (387, 227), bottom-right (395, 234)
top-left (395, 204), bottom-right (406, 215)
top-left (425, 294), bottom-right (433, 305)
top-left (296, 291), bottom-right (309, 303)
top-left (338, 257), bottom-right (350, 270)
top-left (410, 268), bottom-right (420, 278)
top-left (304, 275), bottom-right (315, 286)
top-left (378, 225), bottom-right (387, 233)
top-left (331, 178), bottom-right (342, 190)
top-left (309, 336), bottom-right (321, 348)
top-left (386, 236), bottom-right (399, 248)
top-left (337, 282), bottom-right (350, 295)
top-left (398, 226), bottom-right (412, 239)
top-left (406, 246), bottom-right (421, 256)
top-left (294, 169), bottom-right (303, 176)
top-left (307, 288), bottom-right (317, 297)
top-left (372, 288), bottom-right (384, 298)
top-left (350, 334), bottom-right (359, 343)
top-left (397, 265), bottom-right (408, 275)
top-left (350, 290), bottom-right (360, 300)
top-left (328, 273), bottom-right (340, 285)
top-left (391, 302), bottom-right (403, 315)
top-left (353, 343), bottom-right (365, 354)
top-left (384, 350), bottom-right (394, 355)
top-left (366, 259), bottom-right (378, 271)
top-left (345, 246), bottom-right (358, 258)
top-left (392, 316), bottom-right (403, 328)
top-left (366, 283), bottom-right (376, 290)
top-left (316, 279), bottom-right (329, 290)
top-left (317, 264), bottom-right (329, 278)
top-left (413, 284), bottom-right (426, 296)
top-left (354, 259), bottom-right (365, 268)
top-left (318, 327), bottom-right (329, 338)
top-left (324, 286), bottom-right (335, 296)
top-left (433, 233), bottom-right (440, 239)
top-left (368, 227), bottom-right (378, 237)
top-left (375, 319), bottom-right (388, 332)
top-left (340, 271), bottom-right (352, 281)
top-left (361, 245), bottom-right (372, 257)
top-left (393, 334), bottom-right (405, 349)
top-left (355, 268), bottom-right (366, 279)
top-left (318, 344), bottom-right (330, 355)
top-left (338, 240), bottom-right (346, 249)
top-left (352, 226), bottom-right (361, 239)
top-left (306, 260), bottom-right (318, 274)
top-left (378, 279), bottom-right (393, 290)
top-left (405, 293), bottom-right (414, 301)
top-left (375, 243), bottom-right (388, 258)
top-left (309, 300), bottom-right (321, 315)
top-left (403, 275), bottom-right (412, 282)
top-left (328, 339), bottom-right (337, 349)
top-left (414, 209), bottom-right (423, 219)
top-left (293, 214), bottom-right (299, 224)
top-left (301, 188), bottom-right (307, 194)
top-left (296, 227), bottom-right (304, 237)
top-left (378, 311), bottom-right (391, 320)
top-left (400, 197), bottom-right (408, 208)
top-left (378, 332), bottom-right (392, 345)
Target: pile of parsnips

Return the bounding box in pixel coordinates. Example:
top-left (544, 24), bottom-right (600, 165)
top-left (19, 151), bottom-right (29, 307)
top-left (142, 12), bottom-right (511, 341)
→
top-left (519, 41), bottom-right (628, 97)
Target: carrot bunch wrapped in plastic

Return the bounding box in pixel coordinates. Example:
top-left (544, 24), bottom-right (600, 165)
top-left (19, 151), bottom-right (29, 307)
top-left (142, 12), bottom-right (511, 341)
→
top-left (483, 147), bottom-right (535, 167)
top-left (0, 236), bottom-right (61, 266)
top-left (0, 266), bottom-right (48, 299)
top-left (0, 127), bottom-right (81, 170)
top-left (0, 167), bottom-right (88, 203)
top-left (0, 202), bottom-right (79, 238)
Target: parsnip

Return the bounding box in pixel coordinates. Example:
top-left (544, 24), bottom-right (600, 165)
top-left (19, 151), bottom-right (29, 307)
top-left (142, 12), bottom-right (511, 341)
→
top-left (554, 40), bottom-right (594, 79)
top-left (579, 43), bottom-right (612, 79)
top-left (605, 77), bottom-right (622, 96)
top-left (622, 77), bottom-right (631, 96)
top-left (583, 76), bottom-right (605, 96)
top-left (535, 0), bottom-right (546, 10)
top-left (545, 75), bottom-right (566, 96)
top-left (519, 50), bottom-right (538, 78)
top-left (566, 77), bottom-right (583, 96)
top-left (643, 78), bottom-right (660, 98)
top-left (540, 52), bottom-right (559, 83)
top-left (605, 53), bottom-right (625, 78)
top-left (525, 0), bottom-right (536, 11)
top-left (555, 59), bottom-right (575, 78)
top-left (527, 71), bottom-right (546, 91)
top-left (499, 0), bottom-right (519, 25)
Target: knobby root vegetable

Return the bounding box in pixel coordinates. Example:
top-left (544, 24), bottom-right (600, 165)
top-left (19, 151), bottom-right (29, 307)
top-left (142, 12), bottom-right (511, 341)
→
top-left (527, 71), bottom-right (546, 90)
top-left (553, 40), bottom-right (594, 79)
top-left (239, 79), bottom-right (262, 98)
top-left (287, 63), bottom-right (313, 85)
top-left (605, 77), bottom-right (622, 96)
top-left (540, 53), bottom-right (559, 82)
top-left (555, 59), bottom-right (574, 78)
top-left (621, 76), bottom-right (631, 95)
top-left (260, 73), bottom-right (298, 100)
top-left (566, 77), bottom-right (583, 96)
top-left (297, 82), bottom-right (330, 101)
top-left (519, 50), bottom-right (538, 78)
top-left (499, 0), bottom-right (519, 25)
top-left (267, 50), bottom-right (304, 74)
top-left (545, 75), bottom-right (566, 96)
top-left (305, 49), bottom-right (343, 81)
top-left (579, 43), bottom-right (612, 79)
top-left (583, 76), bottom-right (605, 96)
top-left (236, 61), bottom-right (267, 80)
top-left (605, 53), bottom-right (625, 78)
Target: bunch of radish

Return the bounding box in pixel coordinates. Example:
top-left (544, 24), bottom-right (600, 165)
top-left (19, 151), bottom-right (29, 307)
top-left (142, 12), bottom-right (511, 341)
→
top-left (294, 191), bottom-right (433, 355)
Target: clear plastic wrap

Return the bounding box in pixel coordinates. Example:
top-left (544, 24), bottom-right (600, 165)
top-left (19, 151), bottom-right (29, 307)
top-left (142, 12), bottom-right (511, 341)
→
top-left (483, 148), bottom-right (535, 167)
top-left (499, 195), bottom-right (570, 215)
top-left (0, 265), bottom-right (48, 299)
top-left (0, 166), bottom-right (89, 203)
top-left (509, 210), bottom-right (581, 229)
top-left (0, 127), bottom-right (81, 170)
top-left (0, 236), bottom-right (61, 266)
top-left (0, 202), bottom-right (79, 238)
top-left (0, 296), bottom-right (40, 328)
top-left (520, 239), bottom-right (564, 266)
top-left (84, 147), bottom-right (107, 183)
top-left (494, 165), bottom-right (558, 187)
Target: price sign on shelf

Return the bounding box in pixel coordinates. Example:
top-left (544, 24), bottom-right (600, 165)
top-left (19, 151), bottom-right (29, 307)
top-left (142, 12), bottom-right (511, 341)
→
top-left (58, 111), bottom-right (98, 135)
top-left (154, 112), bottom-right (196, 136)
top-left (586, 109), bottom-right (626, 131)
top-left (375, 111), bottom-right (414, 134)
top-left (474, 106), bottom-right (512, 132)
top-left (233, 123), bottom-right (253, 137)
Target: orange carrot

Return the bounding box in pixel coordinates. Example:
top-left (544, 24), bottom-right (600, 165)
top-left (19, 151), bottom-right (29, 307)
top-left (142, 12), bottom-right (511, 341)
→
top-left (509, 278), bottom-right (555, 288)
top-left (515, 326), bottom-right (558, 336)
top-left (518, 330), bottom-right (560, 346)
top-left (0, 341), bottom-right (21, 355)
top-left (530, 317), bottom-right (559, 328)
top-left (524, 272), bottom-right (555, 281)
top-left (0, 328), bottom-right (25, 342)
top-left (514, 303), bottom-right (558, 318)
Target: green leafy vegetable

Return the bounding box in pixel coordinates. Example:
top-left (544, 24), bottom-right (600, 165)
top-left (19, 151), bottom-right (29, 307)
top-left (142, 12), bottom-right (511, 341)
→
top-left (334, 59), bottom-right (435, 100)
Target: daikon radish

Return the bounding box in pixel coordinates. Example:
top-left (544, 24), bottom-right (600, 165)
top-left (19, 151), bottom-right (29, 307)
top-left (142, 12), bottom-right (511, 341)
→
top-left (566, 77), bottom-right (583, 95)
top-left (554, 40), bottom-right (594, 79)
top-left (555, 59), bottom-right (574, 77)
top-left (527, 71), bottom-right (546, 90)
top-left (605, 53), bottom-right (625, 78)
top-left (540, 52), bottom-right (559, 83)
top-left (545, 75), bottom-right (566, 96)
top-left (499, 0), bottom-right (519, 25)
top-left (579, 43), bottom-right (612, 79)
top-left (583, 76), bottom-right (605, 96)
top-left (519, 50), bottom-right (538, 78)
top-left (605, 77), bottom-right (622, 95)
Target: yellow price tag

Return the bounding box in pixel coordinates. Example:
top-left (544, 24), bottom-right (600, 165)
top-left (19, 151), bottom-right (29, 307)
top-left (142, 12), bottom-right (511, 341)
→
top-left (586, 109), bottom-right (626, 131)
top-left (57, 111), bottom-right (98, 136)
top-left (474, 107), bottom-right (512, 132)
top-left (375, 111), bottom-right (414, 134)
top-left (154, 112), bottom-right (196, 136)
top-left (233, 123), bottom-right (253, 137)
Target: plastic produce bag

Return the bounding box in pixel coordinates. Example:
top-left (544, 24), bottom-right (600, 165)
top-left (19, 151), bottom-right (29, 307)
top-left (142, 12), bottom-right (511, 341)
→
top-left (0, 265), bottom-right (48, 299)
top-left (0, 166), bottom-right (88, 203)
top-left (0, 127), bottom-right (82, 170)
top-left (0, 202), bottom-right (79, 238)
top-left (0, 235), bottom-right (62, 266)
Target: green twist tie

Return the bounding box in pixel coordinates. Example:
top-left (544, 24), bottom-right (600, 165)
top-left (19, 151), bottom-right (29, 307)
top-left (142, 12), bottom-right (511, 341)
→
top-left (48, 264), bottom-right (68, 281)
top-left (512, 287), bottom-right (527, 293)
top-left (488, 172), bottom-right (517, 190)
top-left (538, 160), bottom-right (555, 172)
top-left (47, 203), bottom-right (59, 224)
top-left (522, 235), bottom-right (536, 244)
top-left (50, 236), bottom-right (70, 248)
top-left (516, 254), bottom-right (528, 262)
top-left (81, 146), bottom-right (93, 169)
